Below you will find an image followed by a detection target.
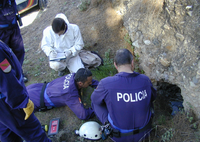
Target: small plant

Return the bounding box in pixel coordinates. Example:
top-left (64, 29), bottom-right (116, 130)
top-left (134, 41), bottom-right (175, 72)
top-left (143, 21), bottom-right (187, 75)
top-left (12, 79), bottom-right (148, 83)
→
top-left (161, 128), bottom-right (174, 142)
top-left (186, 112), bottom-right (194, 123)
top-left (134, 53), bottom-right (140, 62)
top-left (124, 33), bottom-right (132, 45)
top-left (186, 102), bottom-right (193, 109)
top-left (195, 130), bottom-right (200, 141)
top-left (78, 0), bottom-right (90, 11)
top-left (131, 45), bottom-right (135, 49)
top-left (39, 57), bottom-right (45, 62)
top-left (157, 114), bottom-right (166, 125)
top-left (140, 70), bottom-right (145, 74)
top-left (134, 64), bottom-right (140, 72)
top-left (193, 123), bottom-right (197, 129)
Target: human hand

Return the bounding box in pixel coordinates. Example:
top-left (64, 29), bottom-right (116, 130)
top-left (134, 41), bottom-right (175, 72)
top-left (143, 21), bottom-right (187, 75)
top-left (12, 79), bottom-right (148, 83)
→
top-left (64, 50), bottom-right (72, 57)
top-left (23, 99), bottom-right (34, 120)
top-left (49, 50), bottom-right (57, 58)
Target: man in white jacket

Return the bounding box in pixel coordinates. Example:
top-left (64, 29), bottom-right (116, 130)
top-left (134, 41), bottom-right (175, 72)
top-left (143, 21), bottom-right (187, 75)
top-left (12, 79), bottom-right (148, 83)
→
top-left (41, 13), bottom-right (85, 76)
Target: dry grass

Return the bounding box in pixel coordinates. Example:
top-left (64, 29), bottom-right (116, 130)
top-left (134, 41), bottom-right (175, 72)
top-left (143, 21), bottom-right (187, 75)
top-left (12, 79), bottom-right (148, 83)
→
top-left (145, 108), bottom-right (200, 142)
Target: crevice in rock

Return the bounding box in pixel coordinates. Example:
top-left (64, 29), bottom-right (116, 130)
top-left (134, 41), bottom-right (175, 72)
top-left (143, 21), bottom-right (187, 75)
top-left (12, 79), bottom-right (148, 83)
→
top-left (155, 81), bottom-right (184, 116)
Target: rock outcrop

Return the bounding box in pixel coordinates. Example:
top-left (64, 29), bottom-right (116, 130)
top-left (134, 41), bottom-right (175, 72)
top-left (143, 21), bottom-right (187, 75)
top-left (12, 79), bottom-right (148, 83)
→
top-left (112, 0), bottom-right (200, 118)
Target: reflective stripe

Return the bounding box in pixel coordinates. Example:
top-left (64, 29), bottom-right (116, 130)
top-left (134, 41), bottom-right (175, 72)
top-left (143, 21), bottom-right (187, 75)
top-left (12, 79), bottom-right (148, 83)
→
top-left (44, 83), bottom-right (55, 107)
top-left (0, 18), bottom-right (17, 28)
top-left (19, 74), bottom-right (23, 83)
top-left (108, 114), bottom-right (145, 133)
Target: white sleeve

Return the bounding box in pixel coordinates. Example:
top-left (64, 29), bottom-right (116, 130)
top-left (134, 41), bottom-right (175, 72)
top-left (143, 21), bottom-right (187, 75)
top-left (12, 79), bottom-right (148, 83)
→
top-left (41, 27), bottom-right (55, 56)
top-left (69, 25), bottom-right (84, 56)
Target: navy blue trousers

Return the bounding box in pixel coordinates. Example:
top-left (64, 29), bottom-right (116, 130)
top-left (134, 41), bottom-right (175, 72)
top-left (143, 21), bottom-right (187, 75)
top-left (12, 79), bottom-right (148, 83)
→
top-left (0, 25), bottom-right (25, 66)
top-left (0, 98), bottom-right (51, 142)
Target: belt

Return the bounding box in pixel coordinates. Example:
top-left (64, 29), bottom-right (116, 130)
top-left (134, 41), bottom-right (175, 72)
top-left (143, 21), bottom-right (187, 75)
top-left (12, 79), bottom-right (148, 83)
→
top-left (44, 83), bottom-right (55, 107)
top-left (39, 82), bottom-right (55, 111)
top-left (0, 18), bottom-right (17, 28)
top-left (112, 120), bottom-right (152, 137)
top-left (108, 114), bottom-right (152, 137)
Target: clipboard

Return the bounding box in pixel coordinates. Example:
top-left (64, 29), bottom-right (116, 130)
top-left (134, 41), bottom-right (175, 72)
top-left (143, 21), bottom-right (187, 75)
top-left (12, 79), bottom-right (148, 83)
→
top-left (49, 53), bottom-right (66, 61)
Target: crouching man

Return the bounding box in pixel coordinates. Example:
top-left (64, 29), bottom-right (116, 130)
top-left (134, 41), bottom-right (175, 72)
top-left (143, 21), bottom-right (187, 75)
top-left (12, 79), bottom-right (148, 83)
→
top-left (91, 49), bottom-right (157, 142)
top-left (27, 68), bottom-right (98, 120)
top-left (41, 13), bottom-right (85, 76)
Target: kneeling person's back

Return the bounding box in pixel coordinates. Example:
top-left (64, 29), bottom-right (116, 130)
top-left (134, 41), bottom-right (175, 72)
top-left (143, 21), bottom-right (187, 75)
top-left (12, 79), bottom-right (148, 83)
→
top-left (91, 49), bottom-right (156, 142)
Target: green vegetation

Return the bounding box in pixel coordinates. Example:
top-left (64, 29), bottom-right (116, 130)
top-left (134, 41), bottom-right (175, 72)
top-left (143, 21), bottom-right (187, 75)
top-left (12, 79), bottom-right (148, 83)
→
top-left (124, 33), bottom-right (132, 45)
top-left (78, 0), bottom-right (91, 11)
top-left (157, 115), bottom-right (166, 125)
top-left (91, 49), bottom-right (117, 81)
top-left (161, 128), bottom-right (174, 142)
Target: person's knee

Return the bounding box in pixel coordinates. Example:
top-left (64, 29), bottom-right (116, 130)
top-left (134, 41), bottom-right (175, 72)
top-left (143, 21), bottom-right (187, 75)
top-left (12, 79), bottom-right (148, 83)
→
top-left (49, 61), bottom-right (65, 71)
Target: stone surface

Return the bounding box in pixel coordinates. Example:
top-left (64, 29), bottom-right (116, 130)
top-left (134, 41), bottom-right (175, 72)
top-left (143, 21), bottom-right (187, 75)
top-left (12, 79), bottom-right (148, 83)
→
top-left (112, 0), bottom-right (200, 118)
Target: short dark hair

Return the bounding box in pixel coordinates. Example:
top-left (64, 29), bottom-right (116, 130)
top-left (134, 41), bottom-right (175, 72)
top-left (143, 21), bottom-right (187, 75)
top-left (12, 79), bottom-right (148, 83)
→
top-left (52, 18), bottom-right (66, 33)
top-left (114, 49), bottom-right (133, 66)
top-left (75, 68), bottom-right (92, 83)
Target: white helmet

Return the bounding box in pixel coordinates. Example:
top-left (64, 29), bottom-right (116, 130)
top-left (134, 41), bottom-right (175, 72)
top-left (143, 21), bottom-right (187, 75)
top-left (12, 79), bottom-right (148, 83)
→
top-left (75, 121), bottom-right (102, 140)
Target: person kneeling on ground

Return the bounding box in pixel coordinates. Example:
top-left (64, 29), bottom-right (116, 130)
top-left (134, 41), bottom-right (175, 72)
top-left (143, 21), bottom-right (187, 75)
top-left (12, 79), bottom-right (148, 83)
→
top-left (41, 13), bottom-right (85, 76)
top-left (91, 48), bottom-right (157, 142)
top-left (27, 68), bottom-right (98, 120)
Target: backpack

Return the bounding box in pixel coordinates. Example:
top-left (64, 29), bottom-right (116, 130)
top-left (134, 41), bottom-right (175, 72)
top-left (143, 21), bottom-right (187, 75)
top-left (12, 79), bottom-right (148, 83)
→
top-left (79, 50), bottom-right (103, 69)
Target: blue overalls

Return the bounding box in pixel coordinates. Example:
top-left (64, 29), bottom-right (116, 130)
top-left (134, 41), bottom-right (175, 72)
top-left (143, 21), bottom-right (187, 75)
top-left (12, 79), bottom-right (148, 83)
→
top-left (0, 40), bottom-right (51, 142)
top-left (0, 0), bottom-right (25, 66)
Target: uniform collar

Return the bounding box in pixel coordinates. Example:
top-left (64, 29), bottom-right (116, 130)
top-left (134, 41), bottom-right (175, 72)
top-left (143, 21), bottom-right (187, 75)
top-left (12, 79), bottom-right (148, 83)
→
top-left (115, 71), bottom-right (140, 77)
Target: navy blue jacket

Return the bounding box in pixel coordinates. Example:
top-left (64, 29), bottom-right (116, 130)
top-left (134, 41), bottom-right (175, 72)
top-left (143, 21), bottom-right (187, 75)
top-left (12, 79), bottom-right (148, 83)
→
top-left (91, 72), bottom-right (156, 142)
top-left (27, 74), bottom-right (99, 120)
top-left (0, 40), bottom-right (51, 142)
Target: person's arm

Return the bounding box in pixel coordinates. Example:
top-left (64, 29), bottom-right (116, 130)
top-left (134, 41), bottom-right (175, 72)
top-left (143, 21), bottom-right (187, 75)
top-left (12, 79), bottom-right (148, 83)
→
top-left (64, 91), bottom-right (94, 120)
top-left (69, 25), bottom-right (84, 56)
top-left (89, 79), bottom-right (99, 89)
top-left (41, 27), bottom-right (55, 56)
top-left (0, 42), bottom-right (28, 109)
top-left (91, 81), bottom-right (109, 124)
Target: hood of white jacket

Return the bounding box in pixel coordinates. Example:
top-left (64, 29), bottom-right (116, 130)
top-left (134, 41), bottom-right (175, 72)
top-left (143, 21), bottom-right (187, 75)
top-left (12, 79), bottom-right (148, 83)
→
top-left (55, 13), bottom-right (69, 28)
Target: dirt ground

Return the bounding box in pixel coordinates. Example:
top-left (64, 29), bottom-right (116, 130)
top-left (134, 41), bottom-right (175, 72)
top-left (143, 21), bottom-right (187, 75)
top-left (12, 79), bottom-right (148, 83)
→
top-left (20, 0), bottom-right (131, 141)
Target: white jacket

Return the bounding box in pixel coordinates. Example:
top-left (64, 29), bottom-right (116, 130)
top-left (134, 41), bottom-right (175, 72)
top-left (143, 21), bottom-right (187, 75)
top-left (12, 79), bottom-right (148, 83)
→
top-left (41, 13), bottom-right (84, 57)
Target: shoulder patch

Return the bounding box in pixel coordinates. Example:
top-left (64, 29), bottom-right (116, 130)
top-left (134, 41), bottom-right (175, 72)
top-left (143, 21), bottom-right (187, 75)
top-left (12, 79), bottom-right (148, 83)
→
top-left (78, 97), bottom-right (82, 104)
top-left (0, 59), bottom-right (11, 73)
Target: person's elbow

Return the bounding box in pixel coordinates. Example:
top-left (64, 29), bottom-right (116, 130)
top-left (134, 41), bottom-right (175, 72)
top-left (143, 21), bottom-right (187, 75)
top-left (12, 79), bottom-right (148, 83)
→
top-left (76, 108), bottom-right (94, 120)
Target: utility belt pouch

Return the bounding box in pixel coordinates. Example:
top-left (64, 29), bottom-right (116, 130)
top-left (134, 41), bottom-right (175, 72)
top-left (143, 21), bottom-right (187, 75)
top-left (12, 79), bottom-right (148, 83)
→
top-left (39, 82), bottom-right (48, 112)
top-left (16, 14), bottom-right (23, 26)
top-left (112, 129), bottom-right (121, 137)
top-left (101, 122), bottom-right (113, 140)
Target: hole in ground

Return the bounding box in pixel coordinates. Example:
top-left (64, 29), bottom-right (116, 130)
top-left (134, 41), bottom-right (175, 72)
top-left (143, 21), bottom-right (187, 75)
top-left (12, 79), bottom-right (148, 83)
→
top-left (154, 81), bottom-right (184, 117)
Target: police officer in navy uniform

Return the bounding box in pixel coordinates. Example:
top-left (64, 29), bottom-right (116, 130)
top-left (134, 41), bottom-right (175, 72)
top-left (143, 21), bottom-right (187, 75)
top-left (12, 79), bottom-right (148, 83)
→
top-left (91, 49), bottom-right (157, 142)
top-left (0, 0), bottom-right (28, 82)
top-left (27, 68), bottom-right (98, 120)
top-left (0, 40), bottom-right (51, 142)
